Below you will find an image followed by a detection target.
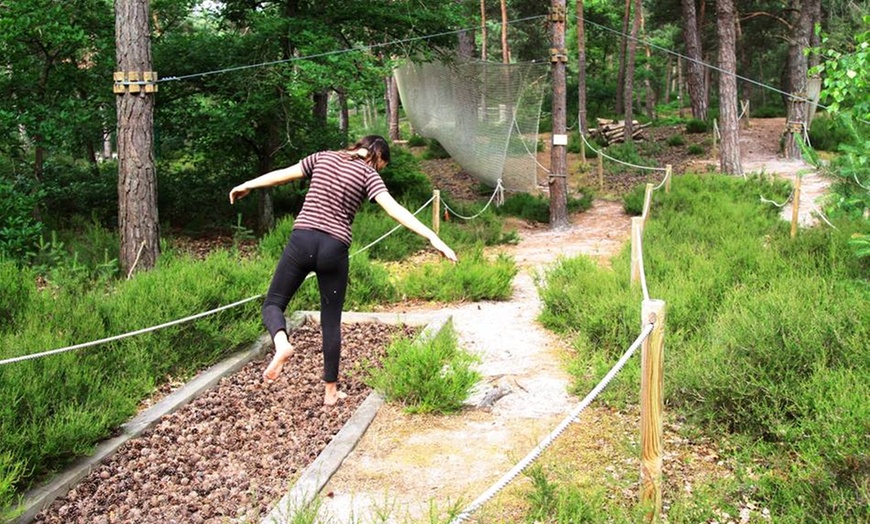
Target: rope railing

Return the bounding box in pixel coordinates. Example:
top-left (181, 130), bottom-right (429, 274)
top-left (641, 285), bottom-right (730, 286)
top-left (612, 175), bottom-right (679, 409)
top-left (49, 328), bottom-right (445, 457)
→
top-left (450, 320), bottom-right (657, 524)
top-left (442, 180), bottom-right (505, 220)
top-left (579, 131), bottom-right (667, 172)
top-left (0, 198), bottom-right (435, 367)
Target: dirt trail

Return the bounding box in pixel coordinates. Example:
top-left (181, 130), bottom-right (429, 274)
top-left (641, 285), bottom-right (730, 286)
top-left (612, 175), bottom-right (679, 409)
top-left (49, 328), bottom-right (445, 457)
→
top-left (315, 118), bottom-right (829, 523)
top-left (316, 201), bottom-right (631, 523)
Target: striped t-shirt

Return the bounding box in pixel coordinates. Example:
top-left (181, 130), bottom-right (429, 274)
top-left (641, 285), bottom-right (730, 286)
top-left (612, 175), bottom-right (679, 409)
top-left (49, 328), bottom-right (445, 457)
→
top-left (294, 151), bottom-right (388, 246)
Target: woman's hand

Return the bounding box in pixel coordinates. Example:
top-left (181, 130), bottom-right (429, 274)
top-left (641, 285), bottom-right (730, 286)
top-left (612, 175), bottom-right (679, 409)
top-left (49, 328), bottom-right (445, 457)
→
top-left (229, 184), bottom-right (250, 204)
top-left (430, 237), bottom-right (458, 263)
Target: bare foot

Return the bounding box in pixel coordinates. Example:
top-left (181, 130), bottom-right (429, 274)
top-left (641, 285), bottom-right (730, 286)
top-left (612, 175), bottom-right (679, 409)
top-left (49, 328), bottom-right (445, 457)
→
top-left (263, 343), bottom-right (293, 382)
top-left (324, 388), bottom-right (348, 406)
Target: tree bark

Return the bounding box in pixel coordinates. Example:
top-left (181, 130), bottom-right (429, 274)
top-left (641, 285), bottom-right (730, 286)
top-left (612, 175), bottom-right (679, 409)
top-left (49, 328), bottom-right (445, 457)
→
top-left (336, 88), bottom-right (349, 137)
top-left (116, 0), bottom-right (159, 275)
top-left (576, 0), bottom-right (587, 136)
top-left (784, 0), bottom-right (813, 159)
top-left (615, 0), bottom-right (631, 114)
top-left (500, 0), bottom-right (511, 63)
top-left (623, 0), bottom-right (642, 142)
top-left (312, 90), bottom-right (328, 127)
top-left (387, 75), bottom-right (400, 142)
top-left (549, 0), bottom-right (569, 230)
top-left (717, 0), bottom-right (742, 175)
top-left (457, 0), bottom-right (475, 59)
top-left (480, 0), bottom-right (488, 60)
top-left (681, 0), bottom-right (708, 121)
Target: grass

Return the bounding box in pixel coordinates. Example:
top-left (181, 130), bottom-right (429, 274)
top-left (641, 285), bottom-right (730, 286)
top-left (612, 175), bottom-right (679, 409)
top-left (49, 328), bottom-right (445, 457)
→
top-left (530, 173), bottom-right (870, 522)
top-left (364, 322), bottom-right (480, 414)
top-left (0, 195), bottom-right (519, 516)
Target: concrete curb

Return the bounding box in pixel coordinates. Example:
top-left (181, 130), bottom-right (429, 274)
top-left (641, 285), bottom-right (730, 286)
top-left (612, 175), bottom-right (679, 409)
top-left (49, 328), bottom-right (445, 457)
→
top-left (259, 312), bottom-right (453, 524)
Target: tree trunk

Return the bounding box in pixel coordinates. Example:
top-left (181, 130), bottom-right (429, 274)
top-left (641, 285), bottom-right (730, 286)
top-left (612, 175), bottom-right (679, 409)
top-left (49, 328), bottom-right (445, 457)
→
top-left (549, 0), bottom-right (569, 230)
top-left (116, 0), bottom-right (159, 276)
top-left (387, 75), bottom-right (400, 142)
top-left (623, 0), bottom-right (642, 142)
top-left (784, 0), bottom-right (813, 159)
top-left (681, 0), bottom-right (708, 121)
top-left (500, 0), bottom-right (510, 63)
top-left (576, 0), bottom-right (587, 136)
top-left (677, 56), bottom-right (684, 118)
top-left (457, 0), bottom-right (474, 59)
top-left (615, 0), bottom-right (631, 114)
top-left (336, 88), bottom-right (349, 138)
top-left (641, 9), bottom-right (656, 120)
top-left (716, 0), bottom-right (742, 175)
top-left (480, 0), bottom-right (488, 60)
top-left (312, 90), bottom-right (328, 127)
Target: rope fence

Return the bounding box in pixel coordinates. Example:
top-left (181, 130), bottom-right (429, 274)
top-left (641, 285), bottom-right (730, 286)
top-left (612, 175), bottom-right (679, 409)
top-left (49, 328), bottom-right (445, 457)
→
top-left (0, 198), bottom-right (436, 367)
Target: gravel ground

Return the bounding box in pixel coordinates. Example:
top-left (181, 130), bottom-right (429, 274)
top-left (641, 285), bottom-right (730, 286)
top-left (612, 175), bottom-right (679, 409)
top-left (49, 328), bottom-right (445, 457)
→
top-left (32, 322), bottom-right (415, 524)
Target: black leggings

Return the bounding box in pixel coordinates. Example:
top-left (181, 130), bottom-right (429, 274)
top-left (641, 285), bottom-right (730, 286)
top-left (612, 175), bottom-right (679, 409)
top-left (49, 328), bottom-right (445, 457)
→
top-left (262, 228), bottom-right (349, 383)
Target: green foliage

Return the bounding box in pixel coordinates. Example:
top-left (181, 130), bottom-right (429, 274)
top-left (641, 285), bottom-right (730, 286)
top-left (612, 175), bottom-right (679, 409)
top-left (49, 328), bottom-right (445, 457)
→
top-left (811, 16), bottom-right (870, 121)
top-left (687, 144), bottom-right (705, 155)
top-left (0, 181), bottom-right (43, 261)
top-left (379, 147), bottom-right (433, 203)
top-left (808, 112), bottom-right (854, 152)
top-left (406, 134), bottom-right (427, 147)
top-left (685, 118), bottom-right (709, 134)
top-left (0, 249), bottom-right (270, 505)
top-left (752, 104), bottom-right (787, 118)
top-left (422, 139), bottom-right (451, 160)
top-left (666, 134), bottom-right (686, 147)
top-left (400, 249), bottom-right (517, 302)
top-left (364, 322), bottom-right (480, 414)
top-left (539, 174), bottom-right (869, 520)
top-left (496, 192), bottom-right (593, 224)
top-left (622, 184), bottom-right (646, 215)
top-left (41, 158), bottom-right (117, 228)
top-left (0, 259), bottom-right (33, 332)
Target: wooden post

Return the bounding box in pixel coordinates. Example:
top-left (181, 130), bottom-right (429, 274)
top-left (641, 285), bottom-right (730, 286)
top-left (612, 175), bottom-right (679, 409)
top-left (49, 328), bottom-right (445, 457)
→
top-left (665, 164), bottom-right (672, 194)
top-left (548, 0), bottom-right (570, 230)
top-left (642, 183), bottom-right (653, 224)
top-left (630, 217), bottom-right (643, 284)
top-left (640, 298), bottom-right (666, 522)
top-left (790, 174), bottom-right (802, 238)
top-left (432, 189), bottom-right (441, 235)
top-left (712, 118), bottom-right (719, 158)
top-left (597, 153), bottom-right (604, 191)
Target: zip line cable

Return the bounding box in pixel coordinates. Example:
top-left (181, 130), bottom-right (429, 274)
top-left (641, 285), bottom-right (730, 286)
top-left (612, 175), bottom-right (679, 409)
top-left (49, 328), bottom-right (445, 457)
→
top-left (159, 15), bottom-right (547, 83)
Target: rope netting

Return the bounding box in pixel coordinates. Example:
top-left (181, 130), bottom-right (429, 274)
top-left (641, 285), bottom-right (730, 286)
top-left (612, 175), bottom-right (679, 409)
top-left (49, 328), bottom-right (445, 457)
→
top-left (394, 58), bottom-right (548, 193)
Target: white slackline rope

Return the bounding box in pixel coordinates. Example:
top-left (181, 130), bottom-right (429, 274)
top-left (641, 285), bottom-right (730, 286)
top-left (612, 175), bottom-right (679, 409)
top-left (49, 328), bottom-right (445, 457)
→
top-left (0, 295), bottom-right (263, 366)
top-left (579, 132), bottom-right (667, 172)
top-left (443, 180), bottom-right (505, 221)
top-left (450, 321), bottom-right (656, 524)
top-left (652, 168), bottom-right (671, 191)
top-left (760, 191), bottom-right (794, 208)
top-left (1, 198), bottom-right (435, 366)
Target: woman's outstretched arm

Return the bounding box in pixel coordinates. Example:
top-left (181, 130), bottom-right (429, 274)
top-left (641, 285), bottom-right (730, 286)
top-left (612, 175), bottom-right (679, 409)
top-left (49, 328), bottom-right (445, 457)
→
top-left (229, 162), bottom-right (305, 204)
top-left (374, 192), bottom-right (458, 262)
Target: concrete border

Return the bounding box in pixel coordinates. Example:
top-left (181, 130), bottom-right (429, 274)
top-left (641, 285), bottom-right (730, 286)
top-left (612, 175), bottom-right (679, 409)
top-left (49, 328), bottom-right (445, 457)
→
top-left (13, 311), bottom-right (451, 524)
top-left (259, 312), bottom-right (453, 524)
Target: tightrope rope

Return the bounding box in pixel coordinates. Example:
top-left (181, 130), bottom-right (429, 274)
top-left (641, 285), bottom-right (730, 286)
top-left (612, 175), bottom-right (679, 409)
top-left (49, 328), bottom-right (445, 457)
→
top-left (442, 180), bottom-right (505, 221)
top-left (450, 321), bottom-right (656, 524)
top-left (579, 132), bottom-right (667, 172)
top-left (0, 198), bottom-right (435, 366)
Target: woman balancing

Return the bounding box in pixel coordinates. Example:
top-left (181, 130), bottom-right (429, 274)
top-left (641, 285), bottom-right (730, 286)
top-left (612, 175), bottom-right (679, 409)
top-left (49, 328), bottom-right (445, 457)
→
top-left (230, 136), bottom-right (458, 405)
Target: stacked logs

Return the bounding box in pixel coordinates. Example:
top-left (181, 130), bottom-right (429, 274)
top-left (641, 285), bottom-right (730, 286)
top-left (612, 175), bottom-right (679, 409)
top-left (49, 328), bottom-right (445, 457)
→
top-left (588, 118), bottom-right (651, 144)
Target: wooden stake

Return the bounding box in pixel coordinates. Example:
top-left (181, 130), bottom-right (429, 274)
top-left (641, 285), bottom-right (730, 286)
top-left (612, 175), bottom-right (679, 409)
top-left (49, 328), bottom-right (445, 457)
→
top-left (642, 183), bottom-right (653, 224)
top-left (665, 164), bottom-right (672, 193)
top-left (432, 189), bottom-right (441, 235)
top-left (640, 299), bottom-right (666, 522)
top-left (597, 153), bottom-right (604, 191)
top-left (790, 174), bottom-right (801, 238)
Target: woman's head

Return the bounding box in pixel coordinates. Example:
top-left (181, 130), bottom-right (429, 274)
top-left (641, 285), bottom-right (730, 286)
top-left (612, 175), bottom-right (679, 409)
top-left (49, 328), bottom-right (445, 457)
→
top-left (348, 135), bottom-right (390, 170)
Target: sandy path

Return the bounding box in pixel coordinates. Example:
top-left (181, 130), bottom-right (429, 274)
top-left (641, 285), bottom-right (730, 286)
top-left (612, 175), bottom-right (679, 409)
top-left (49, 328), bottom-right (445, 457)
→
top-left (315, 201), bottom-right (631, 523)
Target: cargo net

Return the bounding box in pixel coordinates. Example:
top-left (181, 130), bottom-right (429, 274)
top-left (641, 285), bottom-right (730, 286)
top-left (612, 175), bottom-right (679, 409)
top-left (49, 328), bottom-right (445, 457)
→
top-left (394, 59), bottom-right (549, 194)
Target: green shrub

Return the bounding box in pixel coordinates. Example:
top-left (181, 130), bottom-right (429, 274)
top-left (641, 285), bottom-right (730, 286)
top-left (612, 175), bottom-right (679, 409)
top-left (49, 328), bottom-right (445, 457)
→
top-left (400, 249), bottom-right (516, 302)
top-left (808, 113), bottom-right (854, 152)
top-left (41, 157), bottom-right (117, 228)
top-left (380, 146), bottom-right (433, 202)
top-left (752, 104), bottom-right (786, 118)
top-left (364, 322), bottom-right (480, 414)
top-left (622, 184), bottom-right (646, 215)
top-left (0, 181), bottom-right (44, 261)
top-left (422, 139), bottom-right (451, 160)
top-left (407, 134), bottom-right (427, 147)
top-left (687, 144), bottom-right (705, 155)
top-left (0, 259), bottom-right (33, 332)
top-left (666, 134), bottom-right (686, 147)
top-left (685, 118), bottom-right (708, 134)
